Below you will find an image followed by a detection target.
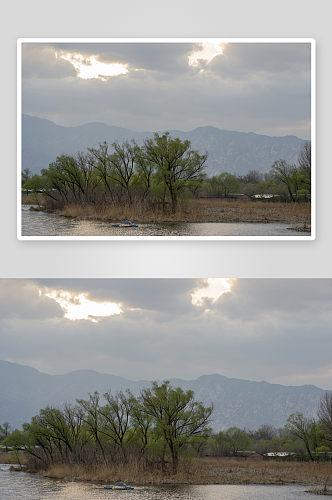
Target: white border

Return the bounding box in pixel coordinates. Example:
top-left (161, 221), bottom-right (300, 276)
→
top-left (17, 38), bottom-right (316, 241)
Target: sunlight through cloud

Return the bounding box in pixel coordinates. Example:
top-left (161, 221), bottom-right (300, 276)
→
top-left (188, 42), bottom-right (224, 67)
top-left (191, 278), bottom-right (231, 306)
top-left (61, 53), bottom-right (128, 81)
top-left (44, 291), bottom-right (122, 322)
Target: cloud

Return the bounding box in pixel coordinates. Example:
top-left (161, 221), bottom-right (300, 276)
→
top-left (22, 44), bottom-right (77, 80)
top-left (32, 278), bottom-right (201, 316)
top-left (1, 279), bottom-right (330, 388)
top-left (0, 279), bottom-right (63, 320)
top-left (21, 41), bottom-right (312, 139)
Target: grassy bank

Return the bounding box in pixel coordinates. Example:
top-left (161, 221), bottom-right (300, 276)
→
top-left (0, 452), bottom-right (12, 464)
top-left (23, 196), bottom-right (311, 226)
top-left (26, 459), bottom-right (332, 487)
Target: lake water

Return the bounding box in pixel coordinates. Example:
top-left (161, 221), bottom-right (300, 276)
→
top-left (21, 207), bottom-right (311, 238)
top-left (0, 464), bottom-right (313, 500)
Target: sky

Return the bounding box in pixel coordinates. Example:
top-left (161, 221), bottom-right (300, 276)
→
top-left (1, 278), bottom-right (331, 390)
top-left (21, 40), bottom-right (312, 139)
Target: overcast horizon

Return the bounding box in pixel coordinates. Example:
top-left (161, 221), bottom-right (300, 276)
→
top-left (21, 39), bottom-right (312, 140)
top-left (1, 278), bottom-right (331, 390)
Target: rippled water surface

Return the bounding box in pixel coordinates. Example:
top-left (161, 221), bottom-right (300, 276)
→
top-left (0, 465), bottom-right (312, 500)
top-left (21, 207), bottom-right (310, 237)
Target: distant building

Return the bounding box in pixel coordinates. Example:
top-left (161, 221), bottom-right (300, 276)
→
top-left (265, 452), bottom-right (295, 457)
top-left (252, 194), bottom-right (280, 199)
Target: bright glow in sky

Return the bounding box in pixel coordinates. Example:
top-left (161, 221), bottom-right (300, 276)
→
top-left (188, 42), bottom-right (224, 67)
top-left (45, 291), bottom-right (122, 321)
top-left (61, 53), bottom-right (128, 80)
top-left (191, 278), bottom-right (231, 305)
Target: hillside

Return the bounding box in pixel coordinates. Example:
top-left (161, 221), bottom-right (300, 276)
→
top-left (0, 360), bottom-right (325, 431)
top-left (22, 115), bottom-right (306, 178)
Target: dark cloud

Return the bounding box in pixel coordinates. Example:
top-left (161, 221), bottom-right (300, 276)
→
top-left (50, 42), bottom-right (196, 75)
top-left (209, 43), bottom-right (311, 78)
top-left (22, 44), bottom-right (77, 79)
top-left (0, 279), bottom-right (63, 320)
top-left (30, 278), bottom-right (201, 315)
top-left (21, 41), bottom-right (312, 139)
top-left (1, 279), bottom-right (330, 387)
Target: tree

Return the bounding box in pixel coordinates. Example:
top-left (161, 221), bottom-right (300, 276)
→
top-left (22, 174), bottom-right (51, 206)
top-left (270, 160), bottom-right (297, 202)
top-left (0, 422), bottom-right (12, 442)
top-left (318, 392), bottom-right (332, 447)
top-left (140, 381), bottom-right (213, 473)
top-left (243, 170), bottom-right (263, 185)
top-left (108, 140), bottom-right (141, 201)
top-left (88, 142), bottom-right (114, 199)
top-left (76, 392), bottom-right (107, 460)
top-left (212, 427), bottom-right (251, 456)
top-left (21, 168), bottom-right (32, 193)
top-left (286, 412), bottom-right (316, 460)
top-left (0, 422), bottom-right (12, 451)
top-left (142, 133), bottom-right (208, 212)
top-left (99, 389), bottom-right (137, 460)
top-left (217, 172), bottom-right (241, 198)
top-left (298, 141), bottom-right (311, 180)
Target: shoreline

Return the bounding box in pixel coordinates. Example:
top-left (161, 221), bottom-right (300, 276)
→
top-left (25, 200), bottom-right (311, 228)
top-left (12, 459), bottom-right (331, 488)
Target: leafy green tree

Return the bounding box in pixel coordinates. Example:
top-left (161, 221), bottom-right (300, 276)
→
top-left (140, 381), bottom-right (213, 473)
top-left (142, 133), bottom-right (208, 212)
top-left (22, 174), bottom-right (51, 205)
top-left (212, 427), bottom-right (251, 456)
top-left (270, 160), bottom-right (297, 202)
top-left (286, 412), bottom-right (316, 460)
top-left (224, 427), bottom-right (251, 455)
top-left (107, 140), bottom-right (141, 201)
top-left (21, 168), bottom-right (32, 193)
top-left (0, 422), bottom-right (12, 450)
top-left (76, 392), bottom-right (107, 460)
top-left (98, 389), bottom-right (137, 460)
top-left (1, 425), bottom-right (35, 453)
top-left (88, 142), bottom-right (115, 198)
top-left (0, 422), bottom-right (12, 442)
top-left (130, 397), bottom-right (154, 454)
top-left (217, 172), bottom-right (241, 198)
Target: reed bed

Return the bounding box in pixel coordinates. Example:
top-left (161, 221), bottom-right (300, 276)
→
top-left (39, 458), bottom-right (210, 485)
top-left (45, 199), bottom-right (310, 225)
top-left (201, 458), bottom-right (332, 486)
top-left (28, 458), bottom-right (332, 487)
top-left (306, 485), bottom-right (332, 495)
top-left (22, 194), bottom-right (47, 206)
top-left (0, 453), bottom-right (12, 464)
top-left (196, 199), bottom-right (311, 224)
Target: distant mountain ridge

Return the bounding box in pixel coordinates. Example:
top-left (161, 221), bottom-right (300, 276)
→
top-left (22, 115), bottom-right (307, 177)
top-left (0, 360), bottom-right (326, 431)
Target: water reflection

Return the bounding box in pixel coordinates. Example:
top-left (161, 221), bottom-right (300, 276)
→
top-left (21, 208), bottom-right (311, 238)
top-left (0, 465), bottom-right (312, 500)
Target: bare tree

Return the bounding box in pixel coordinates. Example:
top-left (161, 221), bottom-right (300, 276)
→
top-left (298, 141), bottom-right (311, 179)
top-left (318, 392), bottom-right (332, 444)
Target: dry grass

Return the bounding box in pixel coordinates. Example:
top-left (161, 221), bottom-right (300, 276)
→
top-left (49, 199), bottom-right (311, 225)
top-left (196, 199), bottom-right (311, 224)
top-left (39, 458), bottom-right (209, 485)
top-left (22, 194), bottom-right (47, 206)
top-left (201, 458), bottom-right (332, 486)
top-left (0, 453), bottom-right (12, 464)
top-left (30, 458), bottom-right (332, 487)
top-left (306, 485), bottom-right (332, 495)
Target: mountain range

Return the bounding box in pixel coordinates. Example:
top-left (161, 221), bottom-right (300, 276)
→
top-left (0, 360), bottom-right (326, 432)
top-left (22, 114), bottom-right (307, 178)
